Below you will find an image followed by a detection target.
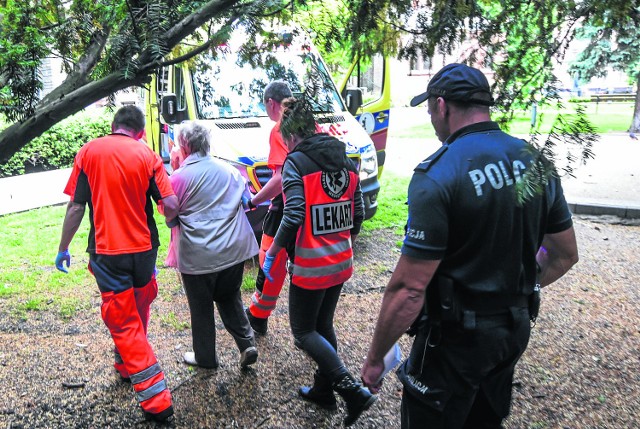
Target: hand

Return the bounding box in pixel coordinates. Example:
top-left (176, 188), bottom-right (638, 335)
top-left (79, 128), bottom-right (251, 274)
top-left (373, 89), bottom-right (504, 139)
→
top-left (241, 195), bottom-right (251, 211)
top-left (361, 357), bottom-right (385, 394)
top-left (262, 254), bottom-right (275, 282)
top-left (166, 216), bottom-right (179, 228)
top-left (55, 249), bottom-right (71, 273)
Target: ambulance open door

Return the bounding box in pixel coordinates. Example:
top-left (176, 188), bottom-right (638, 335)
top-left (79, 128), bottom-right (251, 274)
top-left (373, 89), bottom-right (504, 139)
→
top-left (339, 55), bottom-right (391, 178)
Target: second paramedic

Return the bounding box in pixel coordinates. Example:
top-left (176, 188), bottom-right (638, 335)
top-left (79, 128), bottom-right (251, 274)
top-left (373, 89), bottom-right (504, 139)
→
top-left (244, 80), bottom-right (295, 335)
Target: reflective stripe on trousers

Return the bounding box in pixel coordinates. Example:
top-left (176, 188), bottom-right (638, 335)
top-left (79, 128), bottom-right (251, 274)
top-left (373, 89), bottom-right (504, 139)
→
top-left (101, 287), bottom-right (172, 415)
top-left (249, 232), bottom-right (289, 318)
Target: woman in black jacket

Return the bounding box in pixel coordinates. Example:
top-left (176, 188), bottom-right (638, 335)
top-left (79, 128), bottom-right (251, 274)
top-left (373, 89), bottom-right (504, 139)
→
top-left (262, 98), bottom-right (376, 427)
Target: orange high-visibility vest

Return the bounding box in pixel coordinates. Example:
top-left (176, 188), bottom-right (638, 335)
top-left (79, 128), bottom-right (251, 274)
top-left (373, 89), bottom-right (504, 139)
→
top-left (289, 154), bottom-right (359, 289)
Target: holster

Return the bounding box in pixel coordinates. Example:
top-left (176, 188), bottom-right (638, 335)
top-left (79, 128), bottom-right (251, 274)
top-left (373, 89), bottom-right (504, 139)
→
top-left (406, 275), bottom-right (456, 345)
top-left (408, 274), bottom-right (541, 335)
top-left (529, 284), bottom-right (541, 324)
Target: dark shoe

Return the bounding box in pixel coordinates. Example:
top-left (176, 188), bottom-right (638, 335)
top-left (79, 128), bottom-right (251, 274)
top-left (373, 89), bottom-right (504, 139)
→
top-left (333, 373), bottom-right (378, 427)
top-left (299, 371), bottom-right (338, 411)
top-left (245, 307), bottom-right (268, 335)
top-left (240, 346), bottom-right (258, 368)
top-left (144, 405), bottom-right (174, 422)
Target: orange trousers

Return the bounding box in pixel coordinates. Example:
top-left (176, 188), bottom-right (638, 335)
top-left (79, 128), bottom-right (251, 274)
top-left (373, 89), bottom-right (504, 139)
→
top-left (102, 278), bottom-right (172, 416)
top-left (248, 232), bottom-right (290, 318)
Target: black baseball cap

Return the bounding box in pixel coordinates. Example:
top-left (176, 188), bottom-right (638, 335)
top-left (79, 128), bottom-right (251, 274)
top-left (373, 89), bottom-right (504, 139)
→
top-left (410, 63), bottom-right (495, 107)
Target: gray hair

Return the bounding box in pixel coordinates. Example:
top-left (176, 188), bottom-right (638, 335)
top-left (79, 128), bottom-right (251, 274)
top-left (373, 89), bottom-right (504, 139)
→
top-left (264, 80), bottom-right (293, 103)
top-left (178, 122), bottom-right (210, 156)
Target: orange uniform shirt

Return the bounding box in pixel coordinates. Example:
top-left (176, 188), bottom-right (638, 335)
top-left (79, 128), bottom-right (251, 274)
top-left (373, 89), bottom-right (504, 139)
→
top-left (64, 133), bottom-right (174, 255)
top-left (267, 122), bottom-right (288, 171)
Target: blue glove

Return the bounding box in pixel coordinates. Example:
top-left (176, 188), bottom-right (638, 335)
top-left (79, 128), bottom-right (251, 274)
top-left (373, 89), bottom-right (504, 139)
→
top-left (262, 254), bottom-right (275, 282)
top-left (241, 195), bottom-right (251, 211)
top-left (55, 249), bottom-right (71, 273)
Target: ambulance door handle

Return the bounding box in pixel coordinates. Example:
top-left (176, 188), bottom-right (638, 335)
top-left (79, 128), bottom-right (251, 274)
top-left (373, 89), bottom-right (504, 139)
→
top-left (376, 112), bottom-right (388, 123)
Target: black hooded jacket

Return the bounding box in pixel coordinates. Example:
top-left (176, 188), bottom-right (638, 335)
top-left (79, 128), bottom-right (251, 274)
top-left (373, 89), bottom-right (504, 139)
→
top-left (273, 133), bottom-right (365, 248)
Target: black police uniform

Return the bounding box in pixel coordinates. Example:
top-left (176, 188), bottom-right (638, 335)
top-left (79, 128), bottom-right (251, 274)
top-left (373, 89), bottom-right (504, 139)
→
top-left (397, 121), bottom-right (573, 428)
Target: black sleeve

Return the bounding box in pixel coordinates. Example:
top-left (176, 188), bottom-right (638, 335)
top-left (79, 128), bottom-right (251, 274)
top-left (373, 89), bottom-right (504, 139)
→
top-left (73, 170), bottom-right (91, 205)
top-left (274, 159), bottom-right (306, 248)
top-left (546, 176), bottom-right (573, 234)
top-left (148, 176), bottom-right (164, 204)
top-left (351, 179), bottom-right (365, 235)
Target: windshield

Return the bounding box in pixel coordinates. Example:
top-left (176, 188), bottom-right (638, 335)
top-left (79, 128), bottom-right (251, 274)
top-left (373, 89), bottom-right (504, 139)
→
top-left (192, 44), bottom-right (345, 119)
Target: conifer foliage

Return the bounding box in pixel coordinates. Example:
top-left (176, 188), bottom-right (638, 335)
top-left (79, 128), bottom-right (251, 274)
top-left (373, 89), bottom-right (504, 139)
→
top-left (1, 0), bottom-right (636, 173)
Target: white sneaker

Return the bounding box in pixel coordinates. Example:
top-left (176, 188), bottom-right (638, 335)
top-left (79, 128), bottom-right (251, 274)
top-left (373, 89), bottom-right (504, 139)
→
top-left (183, 351), bottom-right (198, 366)
top-left (240, 346), bottom-right (258, 368)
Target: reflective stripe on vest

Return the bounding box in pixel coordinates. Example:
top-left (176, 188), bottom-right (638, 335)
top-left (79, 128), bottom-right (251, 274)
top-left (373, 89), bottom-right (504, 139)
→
top-left (292, 256), bottom-right (353, 278)
top-left (291, 166), bottom-right (358, 289)
top-left (294, 239), bottom-right (351, 259)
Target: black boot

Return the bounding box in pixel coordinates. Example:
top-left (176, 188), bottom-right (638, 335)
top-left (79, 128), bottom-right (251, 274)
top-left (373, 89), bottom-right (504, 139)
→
top-left (333, 373), bottom-right (377, 427)
top-left (245, 307), bottom-right (268, 335)
top-left (299, 370), bottom-right (338, 411)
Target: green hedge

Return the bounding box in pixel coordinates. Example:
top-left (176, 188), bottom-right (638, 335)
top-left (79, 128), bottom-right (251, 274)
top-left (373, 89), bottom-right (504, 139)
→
top-left (0, 109), bottom-right (111, 178)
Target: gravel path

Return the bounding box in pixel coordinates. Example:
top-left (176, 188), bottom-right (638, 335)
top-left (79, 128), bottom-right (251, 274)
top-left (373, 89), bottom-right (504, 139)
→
top-left (1, 217), bottom-right (639, 428)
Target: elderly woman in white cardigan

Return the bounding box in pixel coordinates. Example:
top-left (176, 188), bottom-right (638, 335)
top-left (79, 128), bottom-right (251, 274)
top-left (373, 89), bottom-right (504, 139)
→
top-left (167, 122), bottom-right (259, 369)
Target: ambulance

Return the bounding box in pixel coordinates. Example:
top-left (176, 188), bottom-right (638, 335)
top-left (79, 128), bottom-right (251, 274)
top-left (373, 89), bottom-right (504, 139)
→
top-left (144, 28), bottom-right (390, 231)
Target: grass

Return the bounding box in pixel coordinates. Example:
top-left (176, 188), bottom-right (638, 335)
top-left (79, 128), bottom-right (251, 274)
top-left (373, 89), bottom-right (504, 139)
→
top-left (242, 263), bottom-right (258, 292)
top-left (0, 205), bottom-right (174, 319)
top-left (0, 171), bottom-right (410, 321)
top-left (398, 101), bottom-right (635, 139)
top-left (362, 172), bottom-right (410, 235)
top-left (0, 205), bottom-right (94, 319)
top-left (160, 311), bottom-right (190, 330)
top-left (509, 101), bottom-right (635, 134)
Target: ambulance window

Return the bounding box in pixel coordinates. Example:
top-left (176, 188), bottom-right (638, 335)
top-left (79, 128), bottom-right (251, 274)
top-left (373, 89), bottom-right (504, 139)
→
top-left (157, 67), bottom-right (169, 94)
top-left (346, 54), bottom-right (384, 105)
top-left (174, 66), bottom-right (187, 110)
top-left (191, 38), bottom-right (344, 119)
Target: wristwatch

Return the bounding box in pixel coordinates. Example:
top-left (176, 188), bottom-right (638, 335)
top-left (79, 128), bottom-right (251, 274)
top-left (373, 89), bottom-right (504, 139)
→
top-left (247, 199), bottom-right (256, 210)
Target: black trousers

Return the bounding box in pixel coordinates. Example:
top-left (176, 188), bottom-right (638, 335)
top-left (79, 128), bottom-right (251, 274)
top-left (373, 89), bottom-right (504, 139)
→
top-left (288, 283), bottom-right (347, 381)
top-left (181, 261), bottom-right (255, 368)
top-left (399, 307), bottom-right (531, 429)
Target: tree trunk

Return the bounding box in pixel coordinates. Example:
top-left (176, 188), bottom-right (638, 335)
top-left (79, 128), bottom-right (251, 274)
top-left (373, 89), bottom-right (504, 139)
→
top-left (629, 75), bottom-right (640, 133)
top-left (0, 0), bottom-right (242, 164)
top-left (0, 73), bottom-right (146, 164)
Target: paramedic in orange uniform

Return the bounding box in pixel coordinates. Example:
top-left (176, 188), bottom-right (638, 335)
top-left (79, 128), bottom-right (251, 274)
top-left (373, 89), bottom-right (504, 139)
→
top-left (244, 80), bottom-right (295, 335)
top-left (54, 106), bottom-right (178, 422)
top-left (263, 98), bottom-right (376, 427)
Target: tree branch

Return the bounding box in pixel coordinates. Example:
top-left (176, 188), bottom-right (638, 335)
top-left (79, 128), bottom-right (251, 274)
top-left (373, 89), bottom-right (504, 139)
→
top-left (163, 0), bottom-right (242, 49)
top-left (0, 72), bottom-right (148, 163)
top-left (155, 18), bottom-right (237, 68)
top-left (39, 27), bottom-right (111, 106)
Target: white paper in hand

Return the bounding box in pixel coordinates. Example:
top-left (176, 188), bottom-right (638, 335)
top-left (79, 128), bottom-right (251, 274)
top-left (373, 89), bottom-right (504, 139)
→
top-left (375, 343), bottom-right (402, 385)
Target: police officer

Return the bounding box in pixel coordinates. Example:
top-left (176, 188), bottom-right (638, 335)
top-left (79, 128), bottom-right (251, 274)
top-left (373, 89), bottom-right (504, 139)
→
top-left (361, 63), bottom-right (579, 428)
